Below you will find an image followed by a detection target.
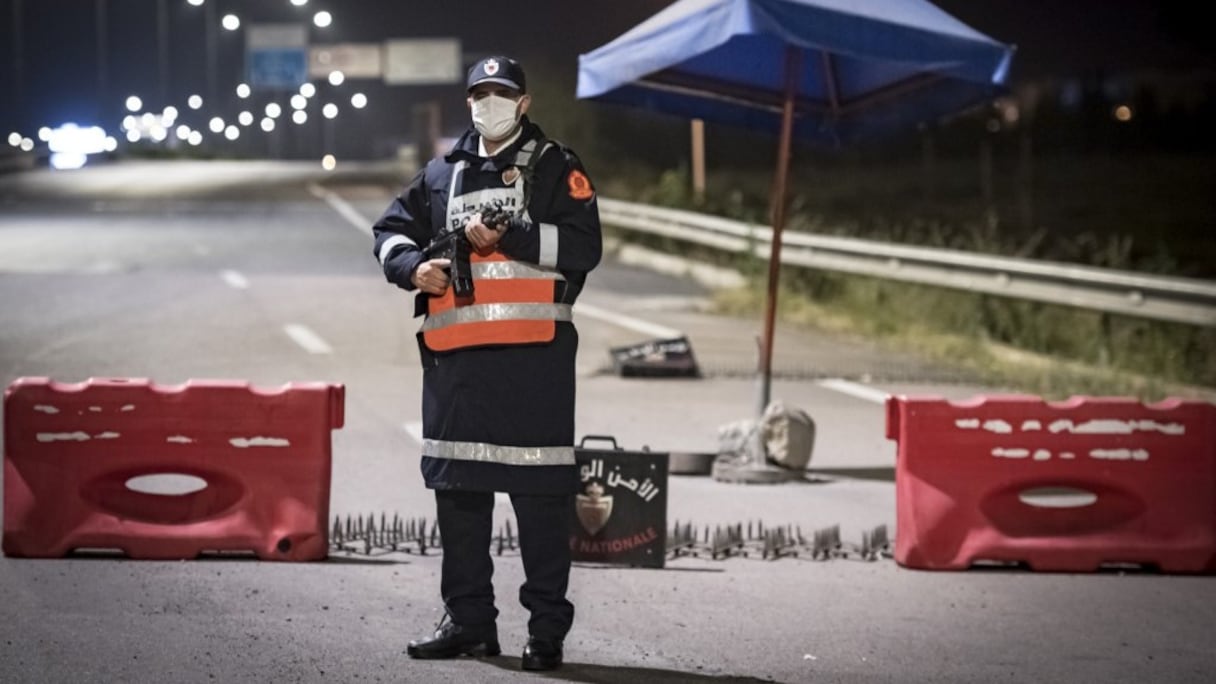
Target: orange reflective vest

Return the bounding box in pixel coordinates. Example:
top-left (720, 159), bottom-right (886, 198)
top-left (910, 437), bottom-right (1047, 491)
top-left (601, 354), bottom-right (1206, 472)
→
top-left (422, 251), bottom-right (569, 351)
top-left (421, 144), bottom-right (568, 352)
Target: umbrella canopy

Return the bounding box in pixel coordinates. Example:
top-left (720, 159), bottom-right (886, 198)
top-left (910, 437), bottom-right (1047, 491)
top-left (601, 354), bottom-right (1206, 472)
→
top-left (577, 0), bottom-right (1015, 415)
top-left (578, 0), bottom-right (1015, 145)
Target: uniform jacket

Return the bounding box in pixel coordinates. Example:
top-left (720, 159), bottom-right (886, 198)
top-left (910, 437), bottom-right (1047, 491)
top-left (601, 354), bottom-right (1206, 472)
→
top-left (372, 118), bottom-right (602, 494)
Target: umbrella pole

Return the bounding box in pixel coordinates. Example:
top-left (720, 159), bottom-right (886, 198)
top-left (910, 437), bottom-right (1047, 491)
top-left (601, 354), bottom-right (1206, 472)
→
top-left (757, 46), bottom-right (801, 417)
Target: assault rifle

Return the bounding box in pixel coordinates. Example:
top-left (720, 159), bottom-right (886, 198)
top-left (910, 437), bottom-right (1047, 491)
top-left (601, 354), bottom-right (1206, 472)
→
top-left (422, 204), bottom-right (516, 298)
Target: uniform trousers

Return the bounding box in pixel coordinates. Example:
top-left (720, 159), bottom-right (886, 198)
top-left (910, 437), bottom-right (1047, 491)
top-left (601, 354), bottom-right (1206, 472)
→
top-left (436, 489), bottom-right (575, 641)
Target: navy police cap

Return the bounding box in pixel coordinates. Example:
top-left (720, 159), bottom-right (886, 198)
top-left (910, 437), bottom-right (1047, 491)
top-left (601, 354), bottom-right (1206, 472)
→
top-left (467, 56), bottom-right (526, 93)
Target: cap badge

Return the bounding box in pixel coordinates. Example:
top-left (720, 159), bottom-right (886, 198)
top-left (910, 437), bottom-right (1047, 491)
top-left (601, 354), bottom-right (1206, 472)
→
top-left (484, 59), bottom-right (499, 76)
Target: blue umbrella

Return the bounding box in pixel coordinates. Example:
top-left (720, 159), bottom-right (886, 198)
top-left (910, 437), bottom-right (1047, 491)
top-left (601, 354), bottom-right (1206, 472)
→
top-left (578, 0), bottom-right (1015, 410)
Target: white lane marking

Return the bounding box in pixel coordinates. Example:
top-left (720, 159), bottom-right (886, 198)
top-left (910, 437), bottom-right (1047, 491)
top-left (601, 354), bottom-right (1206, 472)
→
top-left (575, 302), bottom-right (682, 340)
top-left (220, 270), bottom-right (249, 289)
top-left (284, 324), bottom-right (333, 354)
top-left (816, 378), bottom-right (890, 405)
top-left (308, 182), bottom-right (371, 236)
top-left (403, 421), bottom-right (424, 445)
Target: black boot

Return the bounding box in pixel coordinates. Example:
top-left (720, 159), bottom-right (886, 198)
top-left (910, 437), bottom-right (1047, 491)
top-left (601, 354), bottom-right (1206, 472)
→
top-left (521, 636), bottom-right (563, 671)
top-left (407, 613), bottom-right (500, 659)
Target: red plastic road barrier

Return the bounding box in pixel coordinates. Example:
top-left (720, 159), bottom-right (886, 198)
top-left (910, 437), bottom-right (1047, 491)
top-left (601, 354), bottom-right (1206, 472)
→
top-left (3, 377), bottom-right (344, 561)
top-left (887, 395), bottom-right (1216, 573)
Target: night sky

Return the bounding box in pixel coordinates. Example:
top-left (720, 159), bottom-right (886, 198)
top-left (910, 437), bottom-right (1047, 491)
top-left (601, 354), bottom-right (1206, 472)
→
top-left (2, 0), bottom-right (1212, 157)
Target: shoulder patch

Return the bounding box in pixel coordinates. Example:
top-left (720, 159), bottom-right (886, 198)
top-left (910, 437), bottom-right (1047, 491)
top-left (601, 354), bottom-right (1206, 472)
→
top-left (566, 169), bottom-right (594, 200)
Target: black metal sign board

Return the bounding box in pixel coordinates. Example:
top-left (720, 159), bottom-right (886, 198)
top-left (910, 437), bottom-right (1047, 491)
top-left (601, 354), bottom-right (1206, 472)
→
top-left (609, 336), bottom-right (700, 378)
top-left (570, 436), bottom-right (668, 568)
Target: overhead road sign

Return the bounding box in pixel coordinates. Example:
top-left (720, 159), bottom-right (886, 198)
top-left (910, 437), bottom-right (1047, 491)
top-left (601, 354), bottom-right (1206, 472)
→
top-left (249, 49), bottom-right (308, 90)
top-left (310, 43), bottom-right (383, 80)
top-left (248, 24), bottom-right (308, 90)
top-left (384, 38), bottom-right (461, 85)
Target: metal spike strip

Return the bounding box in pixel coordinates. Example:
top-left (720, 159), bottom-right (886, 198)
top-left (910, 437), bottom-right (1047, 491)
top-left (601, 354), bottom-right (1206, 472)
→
top-left (666, 521), bottom-right (699, 559)
top-left (812, 524), bottom-right (842, 560)
top-left (329, 514), bottom-right (893, 562)
top-left (763, 526), bottom-right (800, 560)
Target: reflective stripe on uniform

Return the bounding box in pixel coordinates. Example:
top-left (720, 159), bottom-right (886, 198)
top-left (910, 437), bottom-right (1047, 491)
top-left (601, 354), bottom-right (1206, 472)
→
top-left (422, 438), bottom-right (575, 466)
top-left (378, 234), bottom-right (417, 265)
top-left (538, 223), bottom-right (559, 268)
top-left (472, 261), bottom-right (564, 280)
top-left (513, 139), bottom-right (539, 169)
top-left (448, 160), bottom-right (467, 208)
top-left (421, 302), bottom-right (572, 331)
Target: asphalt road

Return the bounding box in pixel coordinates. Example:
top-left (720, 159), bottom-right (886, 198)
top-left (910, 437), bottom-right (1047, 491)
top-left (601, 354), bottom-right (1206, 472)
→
top-left (1, 160), bottom-right (1213, 683)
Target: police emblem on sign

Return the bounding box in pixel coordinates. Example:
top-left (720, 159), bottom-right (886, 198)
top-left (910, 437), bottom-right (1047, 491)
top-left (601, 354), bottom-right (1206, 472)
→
top-left (484, 59), bottom-right (499, 75)
top-left (571, 436), bottom-right (668, 568)
top-left (576, 482), bottom-right (612, 536)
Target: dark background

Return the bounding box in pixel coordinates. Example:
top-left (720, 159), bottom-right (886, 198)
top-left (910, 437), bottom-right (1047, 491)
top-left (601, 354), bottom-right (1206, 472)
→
top-left (3, 1), bottom-right (1213, 279)
top-left (3, 0), bottom-right (1214, 158)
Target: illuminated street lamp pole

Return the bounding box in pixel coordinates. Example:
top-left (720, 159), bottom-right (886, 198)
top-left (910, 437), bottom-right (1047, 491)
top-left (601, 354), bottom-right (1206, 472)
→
top-left (322, 103), bottom-right (338, 159)
top-left (205, 0), bottom-right (218, 105)
top-left (156, 0), bottom-right (169, 104)
top-left (96, 0), bottom-right (108, 119)
top-left (10, 1), bottom-right (22, 120)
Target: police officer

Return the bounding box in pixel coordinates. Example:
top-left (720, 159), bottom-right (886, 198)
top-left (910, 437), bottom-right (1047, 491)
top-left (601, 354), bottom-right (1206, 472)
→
top-left (372, 55), bottom-right (601, 672)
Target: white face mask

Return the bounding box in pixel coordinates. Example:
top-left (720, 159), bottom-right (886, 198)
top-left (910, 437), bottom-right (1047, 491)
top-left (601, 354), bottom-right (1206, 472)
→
top-left (471, 94), bottom-right (521, 142)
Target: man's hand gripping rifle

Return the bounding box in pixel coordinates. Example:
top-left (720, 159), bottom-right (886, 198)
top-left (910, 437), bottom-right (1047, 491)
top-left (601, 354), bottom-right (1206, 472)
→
top-left (421, 204), bottom-right (517, 299)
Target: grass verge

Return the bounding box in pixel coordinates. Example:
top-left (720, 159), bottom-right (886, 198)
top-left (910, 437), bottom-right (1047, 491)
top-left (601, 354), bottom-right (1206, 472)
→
top-left (711, 273), bottom-right (1216, 402)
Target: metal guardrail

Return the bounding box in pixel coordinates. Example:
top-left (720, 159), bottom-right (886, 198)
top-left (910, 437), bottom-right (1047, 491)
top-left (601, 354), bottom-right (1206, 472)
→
top-left (598, 198), bottom-right (1216, 327)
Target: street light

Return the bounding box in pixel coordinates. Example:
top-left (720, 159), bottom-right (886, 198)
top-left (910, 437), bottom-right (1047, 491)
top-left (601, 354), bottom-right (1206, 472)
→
top-left (199, 0), bottom-right (218, 105)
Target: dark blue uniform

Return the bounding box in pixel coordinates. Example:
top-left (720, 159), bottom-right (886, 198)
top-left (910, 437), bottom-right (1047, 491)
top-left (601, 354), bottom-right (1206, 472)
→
top-left (372, 116), bottom-right (601, 641)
